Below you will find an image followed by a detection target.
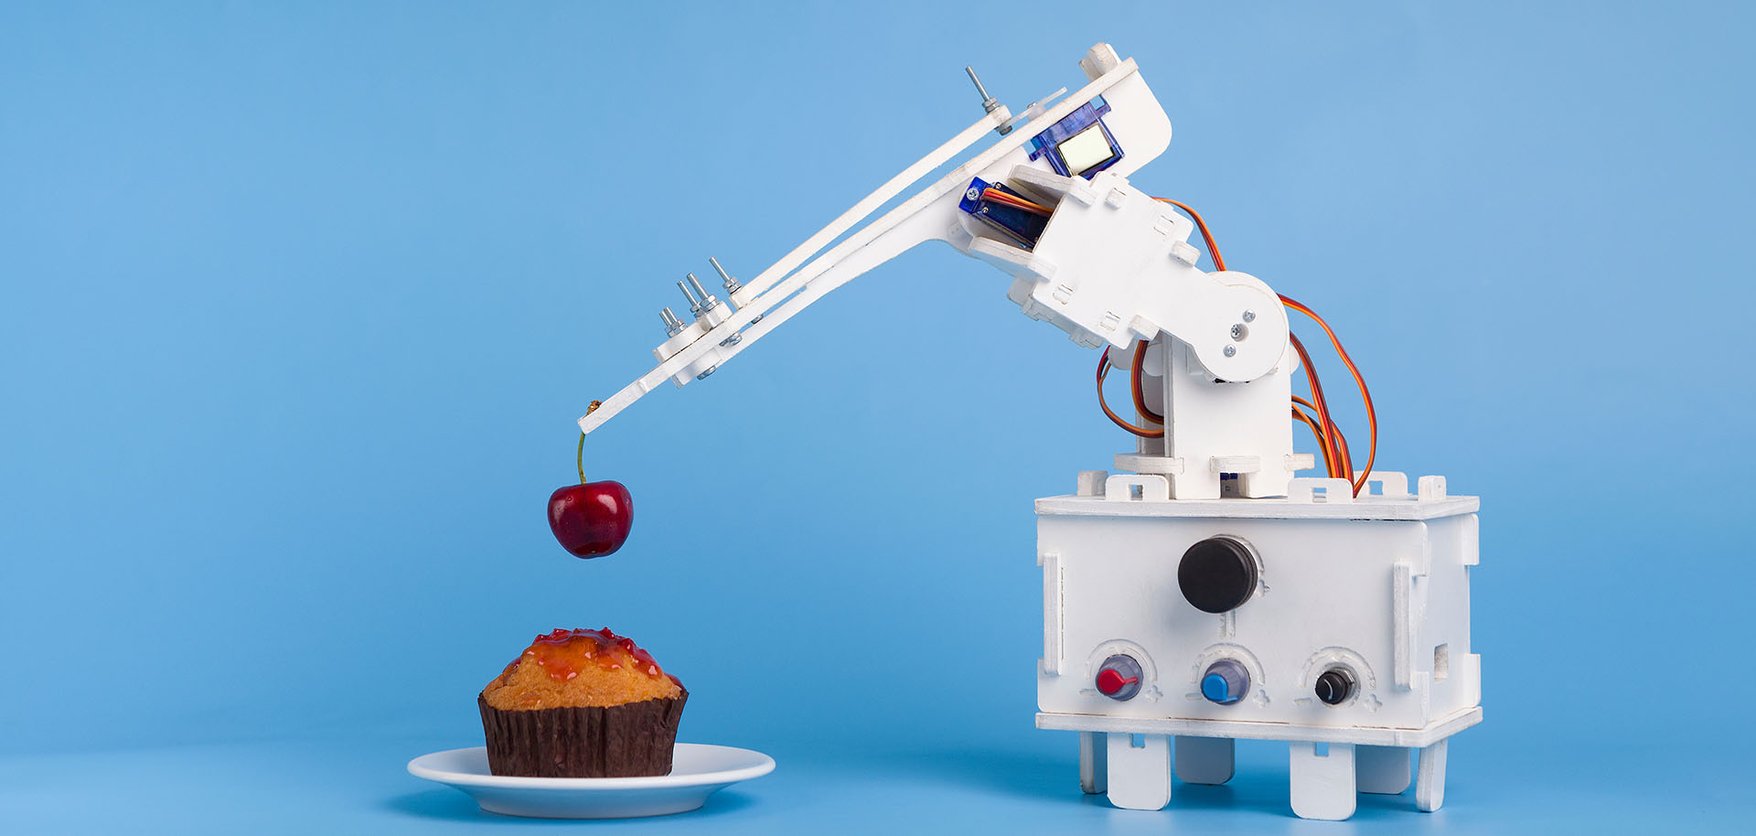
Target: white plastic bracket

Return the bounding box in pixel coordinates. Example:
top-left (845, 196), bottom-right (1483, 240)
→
top-left (1289, 741), bottom-right (1356, 821)
top-left (1105, 733), bottom-right (1171, 811)
top-left (1209, 455), bottom-right (1260, 474)
top-left (1113, 454), bottom-right (1184, 476)
top-left (1039, 551), bottom-right (1064, 675)
top-left (1360, 471), bottom-right (1412, 499)
top-left (1393, 559), bottom-right (1430, 690)
top-left (1104, 474), bottom-right (1170, 502)
top-left (1357, 745), bottom-right (1411, 795)
top-left (1416, 739), bottom-right (1449, 812)
top-left (1288, 477), bottom-right (1356, 504)
top-left (1079, 732), bottom-right (1107, 794)
top-left (1173, 736), bottom-right (1234, 785)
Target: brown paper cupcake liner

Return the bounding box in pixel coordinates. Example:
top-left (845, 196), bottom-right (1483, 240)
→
top-left (478, 689), bottom-right (687, 778)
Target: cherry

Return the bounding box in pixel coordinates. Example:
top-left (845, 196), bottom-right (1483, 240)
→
top-left (548, 481), bottom-right (632, 558)
top-left (550, 413), bottom-right (632, 558)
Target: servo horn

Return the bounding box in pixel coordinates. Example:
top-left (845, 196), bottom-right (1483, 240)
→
top-left (1178, 536), bottom-right (1259, 614)
top-left (1094, 654), bottom-right (1143, 701)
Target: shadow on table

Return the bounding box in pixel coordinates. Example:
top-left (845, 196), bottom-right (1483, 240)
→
top-left (384, 788), bottom-right (758, 823)
top-left (840, 743), bottom-right (1425, 822)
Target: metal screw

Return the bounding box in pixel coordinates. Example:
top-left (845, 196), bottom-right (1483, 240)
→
top-left (1223, 345), bottom-right (1237, 357)
top-left (660, 307), bottom-right (685, 336)
top-left (686, 273), bottom-right (719, 312)
top-left (964, 66), bottom-right (1012, 135)
top-left (1230, 323), bottom-right (1247, 341)
top-left (1242, 310), bottom-right (1256, 323)
top-left (709, 256), bottom-right (741, 295)
top-left (677, 279), bottom-right (703, 316)
top-left (679, 275), bottom-right (720, 318)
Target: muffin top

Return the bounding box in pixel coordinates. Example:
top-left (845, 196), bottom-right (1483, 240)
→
top-left (482, 627), bottom-right (683, 711)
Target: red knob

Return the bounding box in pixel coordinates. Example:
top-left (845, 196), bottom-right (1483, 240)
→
top-left (1096, 667), bottom-right (1137, 696)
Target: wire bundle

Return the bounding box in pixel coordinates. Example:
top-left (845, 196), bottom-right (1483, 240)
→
top-left (1094, 199), bottom-right (1378, 495)
top-left (980, 187), bottom-right (1053, 216)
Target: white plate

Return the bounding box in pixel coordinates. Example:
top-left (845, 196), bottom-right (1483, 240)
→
top-left (407, 743), bottom-right (775, 819)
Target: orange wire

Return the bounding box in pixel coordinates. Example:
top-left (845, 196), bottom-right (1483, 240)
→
top-left (1097, 347), bottom-right (1163, 438)
top-left (1291, 404), bottom-right (1327, 453)
top-left (982, 187), bottom-right (1053, 216)
top-left (1293, 395), bottom-right (1350, 459)
top-left (1136, 197), bottom-right (1223, 433)
top-left (1295, 395), bottom-right (1351, 476)
top-left (1154, 198), bottom-right (1225, 271)
top-left (1281, 295), bottom-right (1376, 493)
top-left (1155, 196), bottom-right (1376, 493)
top-left (1288, 333), bottom-right (1345, 480)
top-left (987, 194), bottom-right (1048, 214)
top-left (1117, 198), bottom-right (1378, 495)
top-left (1130, 340), bottom-right (1163, 424)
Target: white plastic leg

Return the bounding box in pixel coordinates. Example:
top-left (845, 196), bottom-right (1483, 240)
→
top-left (1105, 733), bottom-right (1171, 811)
top-left (1079, 732), bottom-right (1107, 794)
top-left (1174, 736), bottom-right (1234, 785)
top-left (1356, 745), bottom-right (1411, 795)
top-left (1288, 742), bottom-right (1356, 821)
top-left (1415, 739), bottom-right (1448, 812)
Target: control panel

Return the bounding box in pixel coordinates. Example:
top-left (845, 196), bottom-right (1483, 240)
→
top-left (1035, 473), bottom-right (1480, 734)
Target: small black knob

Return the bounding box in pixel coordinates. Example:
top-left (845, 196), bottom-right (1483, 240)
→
top-left (1314, 667), bottom-right (1356, 705)
top-left (1178, 536), bottom-right (1259, 614)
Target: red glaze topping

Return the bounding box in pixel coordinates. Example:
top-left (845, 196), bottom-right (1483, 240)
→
top-left (515, 627), bottom-right (669, 683)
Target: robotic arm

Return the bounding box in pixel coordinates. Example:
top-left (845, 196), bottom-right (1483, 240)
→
top-left (578, 43), bottom-right (1302, 500)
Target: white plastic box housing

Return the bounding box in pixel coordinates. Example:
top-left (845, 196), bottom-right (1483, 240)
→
top-left (1036, 471), bottom-right (1481, 819)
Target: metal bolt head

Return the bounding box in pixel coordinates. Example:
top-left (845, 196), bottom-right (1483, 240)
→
top-left (1223, 345), bottom-right (1237, 357)
top-left (1230, 323), bottom-right (1247, 340)
top-left (1242, 310), bottom-right (1256, 323)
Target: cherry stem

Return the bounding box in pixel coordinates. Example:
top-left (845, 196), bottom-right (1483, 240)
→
top-left (577, 400), bottom-right (601, 484)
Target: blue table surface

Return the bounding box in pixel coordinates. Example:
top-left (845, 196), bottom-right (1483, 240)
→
top-left (2, 732), bottom-right (1746, 834)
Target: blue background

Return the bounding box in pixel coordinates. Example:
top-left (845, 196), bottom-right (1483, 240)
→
top-left (3, 1), bottom-right (1751, 832)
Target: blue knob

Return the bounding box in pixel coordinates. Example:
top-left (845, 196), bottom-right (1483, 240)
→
top-left (1201, 659), bottom-right (1250, 705)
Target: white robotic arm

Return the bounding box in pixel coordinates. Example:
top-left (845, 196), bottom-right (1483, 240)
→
top-left (577, 43), bottom-right (1300, 499)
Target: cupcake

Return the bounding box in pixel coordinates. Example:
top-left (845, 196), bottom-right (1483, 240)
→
top-left (478, 627), bottom-right (687, 778)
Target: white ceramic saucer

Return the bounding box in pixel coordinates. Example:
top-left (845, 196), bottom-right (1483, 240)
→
top-left (407, 743), bottom-right (774, 819)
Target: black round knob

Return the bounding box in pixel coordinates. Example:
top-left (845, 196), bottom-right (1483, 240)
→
top-left (1314, 667), bottom-right (1356, 705)
top-left (1178, 536), bottom-right (1259, 613)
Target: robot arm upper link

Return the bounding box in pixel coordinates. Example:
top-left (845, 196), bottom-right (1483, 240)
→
top-left (576, 44), bottom-right (1288, 439)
